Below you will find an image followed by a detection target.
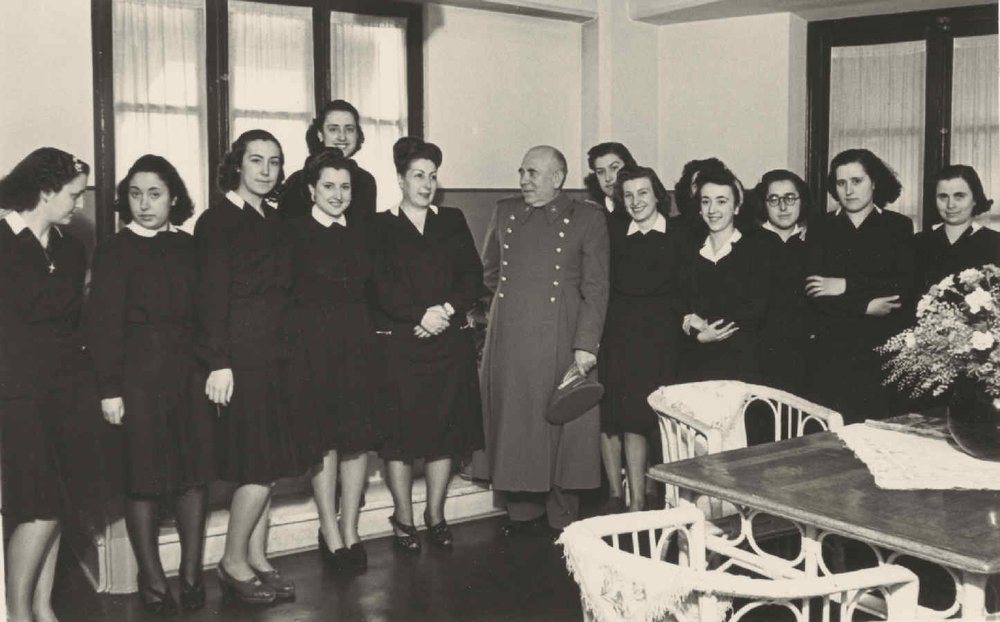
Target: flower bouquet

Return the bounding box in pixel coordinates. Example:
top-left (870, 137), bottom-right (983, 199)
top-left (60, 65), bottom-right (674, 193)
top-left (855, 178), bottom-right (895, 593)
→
top-left (878, 264), bottom-right (1000, 458)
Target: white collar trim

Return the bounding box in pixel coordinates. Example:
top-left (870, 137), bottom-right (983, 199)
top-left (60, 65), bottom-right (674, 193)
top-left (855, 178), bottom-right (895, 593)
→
top-left (605, 196), bottom-right (615, 214)
top-left (3, 211), bottom-right (62, 241)
top-left (763, 221), bottom-right (804, 240)
top-left (389, 203), bottom-right (438, 217)
top-left (932, 222), bottom-right (983, 233)
top-left (126, 220), bottom-right (174, 237)
top-left (312, 205), bottom-right (346, 228)
top-left (834, 206), bottom-right (883, 216)
top-left (699, 228), bottom-right (742, 263)
top-left (225, 191), bottom-right (246, 209)
top-left (627, 212), bottom-right (667, 236)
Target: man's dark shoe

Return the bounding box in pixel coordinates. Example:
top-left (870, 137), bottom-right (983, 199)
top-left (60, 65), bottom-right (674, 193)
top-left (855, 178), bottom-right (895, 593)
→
top-left (499, 515), bottom-right (550, 538)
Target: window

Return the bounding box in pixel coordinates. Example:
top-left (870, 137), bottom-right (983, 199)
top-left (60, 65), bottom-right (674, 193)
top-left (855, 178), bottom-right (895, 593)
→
top-left (807, 5), bottom-right (999, 231)
top-left (92, 0), bottom-right (423, 238)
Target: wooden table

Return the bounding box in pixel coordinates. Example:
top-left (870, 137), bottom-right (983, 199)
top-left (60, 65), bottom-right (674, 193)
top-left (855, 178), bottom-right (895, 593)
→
top-left (648, 431), bottom-right (1000, 620)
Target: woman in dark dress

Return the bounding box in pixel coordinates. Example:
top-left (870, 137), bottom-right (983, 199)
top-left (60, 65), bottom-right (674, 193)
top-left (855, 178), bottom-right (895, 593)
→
top-left (372, 137), bottom-right (484, 551)
top-left (194, 130), bottom-right (296, 605)
top-left (754, 169), bottom-right (812, 395)
top-left (676, 164), bottom-right (771, 382)
top-left (86, 155), bottom-right (214, 614)
top-left (598, 166), bottom-right (680, 513)
top-left (279, 99), bottom-right (378, 220)
top-left (286, 148), bottom-right (379, 574)
top-left (805, 148), bottom-right (914, 424)
top-left (584, 142), bottom-right (637, 218)
top-left (914, 164), bottom-right (1000, 295)
top-left (0, 148), bottom-right (90, 622)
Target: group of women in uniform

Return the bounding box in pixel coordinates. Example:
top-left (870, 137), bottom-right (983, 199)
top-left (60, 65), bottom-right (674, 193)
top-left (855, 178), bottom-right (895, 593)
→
top-left (0, 99), bottom-right (484, 617)
top-left (587, 143), bottom-right (999, 515)
top-left (1, 93), bottom-right (998, 618)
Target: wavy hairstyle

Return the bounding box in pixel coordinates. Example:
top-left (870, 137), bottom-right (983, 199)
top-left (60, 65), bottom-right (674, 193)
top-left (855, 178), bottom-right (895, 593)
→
top-left (304, 147), bottom-right (356, 187)
top-left (933, 164), bottom-right (993, 217)
top-left (826, 148), bottom-right (902, 208)
top-left (584, 142), bottom-right (638, 203)
top-left (306, 99), bottom-right (365, 157)
top-left (612, 165), bottom-right (671, 216)
top-left (753, 169), bottom-right (811, 225)
top-left (673, 157), bottom-right (727, 222)
top-left (217, 129), bottom-right (285, 196)
top-left (115, 154), bottom-right (194, 225)
top-left (0, 147), bottom-right (90, 212)
top-left (392, 137), bottom-right (443, 175)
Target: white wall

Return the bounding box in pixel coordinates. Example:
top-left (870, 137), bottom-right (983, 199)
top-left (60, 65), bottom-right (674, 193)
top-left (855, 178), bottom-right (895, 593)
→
top-left (0, 0), bottom-right (94, 175)
top-left (657, 12), bottom-right (807, 188)
top-left (424, 4), bottom-right (583, 188)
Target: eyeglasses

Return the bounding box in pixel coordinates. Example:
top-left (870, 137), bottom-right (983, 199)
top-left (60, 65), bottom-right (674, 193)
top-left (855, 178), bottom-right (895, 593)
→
top-left (766, 194), bottom-right (800, 207)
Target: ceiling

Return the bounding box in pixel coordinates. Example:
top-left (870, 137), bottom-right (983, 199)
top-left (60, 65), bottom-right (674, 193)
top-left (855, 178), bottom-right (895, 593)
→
top-left (630, 0), bottom-right (999, 25)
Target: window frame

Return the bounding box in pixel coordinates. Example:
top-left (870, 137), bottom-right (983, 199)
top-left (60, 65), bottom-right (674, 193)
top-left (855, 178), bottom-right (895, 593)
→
top-left (91, 0), bottom-right (423, 240)
top-left (806, 4), bottom-right (997, 230)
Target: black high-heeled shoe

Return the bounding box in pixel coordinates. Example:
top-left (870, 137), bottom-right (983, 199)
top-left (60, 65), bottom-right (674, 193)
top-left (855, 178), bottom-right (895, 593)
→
top-left (318, 529), bottom-right (348, 571)
top-left (388, 514), bottom-right (421, 553)
top-left (216, 562), bottom-right (276, 605)
top-left (424, 509), bottom-right (454, 547)
top-left (136, 572), bottom-right (179, 616)
top-left (345, 542), bottom-right (368, 572)
top-left (179, 575), bottom-right (205, 611)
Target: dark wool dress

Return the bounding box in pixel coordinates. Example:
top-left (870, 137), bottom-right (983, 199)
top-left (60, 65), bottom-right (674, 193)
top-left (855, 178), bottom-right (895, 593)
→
top-left (675, 230), bottom-right (772, 383)
top-left (86, 227), bottom-right (215, 496)
top-left (598, 217), bottom-right (682, 435)
top-left (0, 217), bottom-right (102, 525)
top-left (279, 163), bottom-right (377, 221)
top-left (759, 228), bottom-right (811, 394)
top-left (913, 225), bottom-right (1000, 297)
top-left (805, 208), bottom-right (915, 424)
top-left (193, 195), bottom-right (297, 484)
top-left (286, 213), bottom-right (380, 463)
top-left (371, 206), bottom-right (484, 461)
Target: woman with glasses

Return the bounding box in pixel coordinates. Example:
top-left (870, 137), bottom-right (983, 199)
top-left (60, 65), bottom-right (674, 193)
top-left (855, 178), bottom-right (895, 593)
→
top-left (676, 163), bottom-right (771, 383)
top-left (753, 169), bottom-right (812, 394)
top-left (805, 148), bottom-right (914, 423)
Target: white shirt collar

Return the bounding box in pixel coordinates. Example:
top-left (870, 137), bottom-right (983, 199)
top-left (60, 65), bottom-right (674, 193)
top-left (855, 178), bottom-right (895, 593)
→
top-left (312, 205), bottom-right (346, 228)
top-left (125, 220), bottom-right (174, 237)
top-left (225, 190), bottom-right (274, 214)
top-left (932, 222), bottom-right (983, 233)
top-left (605, 196), bottom-right (615, 214)
top-left (627, 212), bottom-right (667, 236)
top-left (388, 203), bottom-right (438, 217)
top-left (699, 228), bottom-right (742, 263)
top-left (763, 221), bottom-right (804, 241)
top-left (3, 211), bottom-right (62, 242)
top-left (833, 206), bottom-right (883, 216)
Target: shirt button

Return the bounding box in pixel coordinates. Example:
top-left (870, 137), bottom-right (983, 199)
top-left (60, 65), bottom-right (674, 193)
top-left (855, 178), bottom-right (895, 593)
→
top-left (506, 228), bottom-right (512, 233)
top-left (502, 261), bottom-right (508, 266)
top-left (501, 276), bottom-right (507, 281)
top-left (555, 265), bottom-right (560, 270)
top-left (563, 218), bottom-right (570, 224)
top-left (558, 232), bottom-right (565, 238)
top-left (503, 243), bottom-right (509, 249)
top-left (509, 214), bottom-right (516, 220)
top-left (553, 281), bottom-right (559, 286)
top-left (550, 296), bottom-right (556, 303)
top-left (499, 292), bottom-right (505, 298)
top-left (556, 248), bottom-right (562, 253)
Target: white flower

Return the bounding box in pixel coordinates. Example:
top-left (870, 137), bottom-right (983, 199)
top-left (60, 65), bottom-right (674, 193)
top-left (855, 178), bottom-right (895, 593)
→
top-left (904, 333), bottom-right (917, 348)
top-left (916, 295), bottom-right (932, 317)
top-left (937, 275), bottom-right (954, 291)
top-left (965, 288), bottom-right (994, 314)
top-left (971, 331), bottom-right (996, 351)
top-left (959, 268), bottom-right (983, 287)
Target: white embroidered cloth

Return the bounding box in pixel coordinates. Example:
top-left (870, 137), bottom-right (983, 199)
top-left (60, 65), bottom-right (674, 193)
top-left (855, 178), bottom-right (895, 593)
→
top-left (834, 417), bottom-right (1000, 490)
top-left (558, 510), bottom-right (730, 622)
top-left (647, 381), bottom-right (751, 455)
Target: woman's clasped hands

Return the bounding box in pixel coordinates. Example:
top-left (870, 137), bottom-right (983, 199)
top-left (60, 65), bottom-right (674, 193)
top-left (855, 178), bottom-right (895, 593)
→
top-left (414, 304), bottom-right (452, 338)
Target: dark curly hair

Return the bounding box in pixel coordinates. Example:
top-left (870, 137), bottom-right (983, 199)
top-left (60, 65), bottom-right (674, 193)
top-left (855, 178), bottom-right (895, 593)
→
top-left (217, 129), bottom-right (285, 196)
top-left (691, 163), bottom-right (757, 235)
top-left (306, 100), bottom-right (365, 157)
top-left (612, 165), bottom-right (670, 216)
top-left (393, 137), bottom-right (443, 175)
top-left (584, 142), bottom-right (638, 203)
top-left (753, 169), bottom-right (811, 225)
top-left (115, 154), bottom-right (194, 225)
top-left (304, 147), bottom-right (356, 187)
top-left (826, 148), bottom-right (902, 208)
top-left (933, 164), bottom-right (993, 218)
top-left (673, 157), bottom-right (727, 222)
top-left (0, 147), bottom-right (90, 212)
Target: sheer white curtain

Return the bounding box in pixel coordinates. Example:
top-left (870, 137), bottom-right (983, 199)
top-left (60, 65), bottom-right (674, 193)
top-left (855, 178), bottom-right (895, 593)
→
top-left (330, 12), bottom-right (408, 212)
top-left (229, 1), bottom-right (313, 174)
top-left (113, 0), bottom-right (207, 230)
top-left (828, 41), bottom-right (926, 230)
top-left (951, 34), bottom-right (999, 231)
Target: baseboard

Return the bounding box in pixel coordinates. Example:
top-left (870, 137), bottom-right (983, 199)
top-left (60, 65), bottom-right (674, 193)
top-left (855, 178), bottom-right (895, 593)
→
top-left (90, 476), bottom-right (501, 594)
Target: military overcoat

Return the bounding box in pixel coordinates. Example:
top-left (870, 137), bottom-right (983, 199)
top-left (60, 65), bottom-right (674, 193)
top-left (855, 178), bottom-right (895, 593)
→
top-left (475, 192), bottom-right (609, 491)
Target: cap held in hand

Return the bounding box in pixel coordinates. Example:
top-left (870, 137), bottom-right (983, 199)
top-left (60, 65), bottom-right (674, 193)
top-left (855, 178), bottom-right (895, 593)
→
top-left (546, 363), bottom-right (604, 425)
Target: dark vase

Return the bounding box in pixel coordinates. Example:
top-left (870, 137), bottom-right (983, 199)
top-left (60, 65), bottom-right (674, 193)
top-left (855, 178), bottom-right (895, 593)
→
top-left (947, 377), bottom-right (1000, 460)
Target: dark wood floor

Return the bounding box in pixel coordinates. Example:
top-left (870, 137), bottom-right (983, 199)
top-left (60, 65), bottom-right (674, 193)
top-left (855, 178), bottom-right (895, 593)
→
top-left (53, 516), bottom-right (583, 622)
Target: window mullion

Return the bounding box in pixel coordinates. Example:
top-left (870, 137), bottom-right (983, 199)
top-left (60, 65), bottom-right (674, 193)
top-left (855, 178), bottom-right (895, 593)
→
top-left (923, 16), bottom-right (954, 230)
top-left (91, 0), bottom-right (116, 241)
top-left (206, 0), bottom-right (230, 190)
top-left (314, 5), bottom-right (331, 115)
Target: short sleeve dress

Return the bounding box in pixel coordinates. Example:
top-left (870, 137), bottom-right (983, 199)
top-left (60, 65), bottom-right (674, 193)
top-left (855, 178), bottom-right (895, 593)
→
top-left (371, 206), bottom-right (484, 461)
top-left (86, 224), bottom-right (215, 496)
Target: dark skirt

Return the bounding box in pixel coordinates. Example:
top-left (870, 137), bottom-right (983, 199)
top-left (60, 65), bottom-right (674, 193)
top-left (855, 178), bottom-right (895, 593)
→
top-left (807, 335), bottom-right (892, 424)
top-left (287, 303), bottom-right (381, 465)
top-left (378, 328), bottom-right (483, 462)
top-left (213, 363), bottom-right (298, 485)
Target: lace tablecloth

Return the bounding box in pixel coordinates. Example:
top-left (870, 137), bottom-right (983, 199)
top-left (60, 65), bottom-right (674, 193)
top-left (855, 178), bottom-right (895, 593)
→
top-left (834, 415), bottom-right (1000, 490)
